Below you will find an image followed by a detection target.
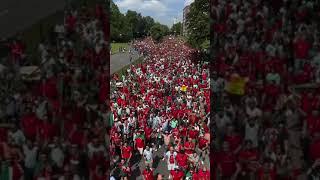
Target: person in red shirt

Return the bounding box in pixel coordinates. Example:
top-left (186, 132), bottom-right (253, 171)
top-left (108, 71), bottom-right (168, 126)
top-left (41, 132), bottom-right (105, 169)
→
top-left (238, 140), bottom-right (260, 175)
top-left (135, 131), bottom-right (145, 155)
top-left (216, 142), bottom-right (239, 179)
top-left (20, 108), bottom-right (39, 141)
top-left (121, 142), bottom-right (132, 162)
top-left (198, 134), bottom-right (209, 157)
top-left (293, 34), bottom-right (311, 72)
top-left (184, 137), bottom-right (195, 156)
top-left (144, 125), bottom-right (153, 144)
top-left (188, 126), bottom-right (199, 140)
top-left (143, 166), bottom-right (154, 180)
top-left (309, 132), bottom-right (320, 161)
top-left (170, 168), bottom-right (184, 180)
top-left (176, 149), bottom-right (188, 170)
top-left (224, 125), bottom-right (242, 153)
top-left (120, 159), bottom-right (131, 180)
top-left (197, 166), bottom-right (210, 180)
top-left (304, 110), bottom-right (320, 138)
top-left (37, 115), bottom-right (57, 143)
top-left (257, 160), bottom-right (276, 180)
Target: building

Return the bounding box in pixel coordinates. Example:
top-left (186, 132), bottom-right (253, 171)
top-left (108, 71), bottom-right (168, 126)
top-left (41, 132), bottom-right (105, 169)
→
top-left (183, 5), bottom-right (190, 36)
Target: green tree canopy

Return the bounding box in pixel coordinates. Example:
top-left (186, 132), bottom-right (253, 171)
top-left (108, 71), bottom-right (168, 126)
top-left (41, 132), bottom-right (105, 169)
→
top-left (185, 0), bottom-right (210, 50)
top-left (171, 22), bottom-right (182, 36)
top-left (110, 0), bottom-right (168, 42)
top-left (150, 23), bottom-right (169, 42)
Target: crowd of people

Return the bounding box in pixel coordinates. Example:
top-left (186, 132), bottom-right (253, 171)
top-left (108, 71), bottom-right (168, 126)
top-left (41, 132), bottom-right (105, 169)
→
top-left (110, 37), bottom-right (210, 179)
top-left (212, 0), bottom-right (320, 179)
top-left (0, 4), bottom-right (109, 180)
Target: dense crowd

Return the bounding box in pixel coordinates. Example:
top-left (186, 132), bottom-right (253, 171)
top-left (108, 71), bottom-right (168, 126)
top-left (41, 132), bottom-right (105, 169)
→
top-left (212, 0), bottom-right (320, 179)
top-left (0, 4), bottom-right (109, 180)
top-left (110, 37), bottom-right (210, 179)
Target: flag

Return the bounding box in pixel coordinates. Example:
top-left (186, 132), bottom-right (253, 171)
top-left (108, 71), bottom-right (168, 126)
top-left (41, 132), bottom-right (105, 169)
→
top-left (225, 75), bottom-right (247, 95)
top-left (181, 85), bottom-right (188, 92)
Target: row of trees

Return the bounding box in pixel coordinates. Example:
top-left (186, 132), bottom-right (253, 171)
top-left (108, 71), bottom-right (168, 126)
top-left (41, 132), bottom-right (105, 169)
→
top-left (110, 0), bottom-right (208, 51)
top-left (110, 1), bottom-right (181, 42)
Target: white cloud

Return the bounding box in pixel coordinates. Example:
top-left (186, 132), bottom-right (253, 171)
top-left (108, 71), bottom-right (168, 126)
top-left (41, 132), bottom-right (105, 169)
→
top-left (116, 0), bottom-right (168, 15)
top-left (184, 0), bottom-right (194, 6)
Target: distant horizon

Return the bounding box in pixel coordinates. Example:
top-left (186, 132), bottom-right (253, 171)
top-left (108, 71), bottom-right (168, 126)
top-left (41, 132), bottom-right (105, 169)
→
top-left (114, 0), bottom-right (194, 27)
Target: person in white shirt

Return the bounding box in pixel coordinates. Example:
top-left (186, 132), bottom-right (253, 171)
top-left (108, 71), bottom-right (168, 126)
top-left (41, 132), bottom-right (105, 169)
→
top-left (49, 137), bottom-right (65, 168)
top-left (245, 119), bottom-right (260, 148)
top-left (8, 125), bottom-right (25, 146)
top-left (143, 146), bottom-right (153, 168)
top-left (164, 147), bottom-right (177, 171)
top-left (23, 140), bottom-right (38, 179)
top-left (245, 100), bottom-right (262, 120)
top-left (214, 111), bottom-right (231, 133)
top-left (87, 138), bottom-right (106, 158)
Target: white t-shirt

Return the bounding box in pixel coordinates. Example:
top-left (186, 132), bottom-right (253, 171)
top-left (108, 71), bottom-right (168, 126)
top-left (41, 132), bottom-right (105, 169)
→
top-left (50, 147), bottom-right (65, 168)
top-left (245, 123), bottom-right (259, 147)
top-left (143, 148), bottom-right (153, 161)
top-left (215, 113), bottom-right (231, 130)
top-left (23, 145), bottom-right (38, 168)
top-left (165, 151), bottom-right (177, 165)
top-left (9, 130), bottom-right (25, 146)
top-left (246, 106), bottom-right (262, 119)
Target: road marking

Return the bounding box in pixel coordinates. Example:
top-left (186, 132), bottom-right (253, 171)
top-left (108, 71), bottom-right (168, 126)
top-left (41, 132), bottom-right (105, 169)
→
top-left (0, 9), bottom-right (9, 17)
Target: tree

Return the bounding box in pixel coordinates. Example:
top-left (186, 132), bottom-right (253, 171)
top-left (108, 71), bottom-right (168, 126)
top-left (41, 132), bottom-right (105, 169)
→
top-left (143, 16), bottom-right (155, 36)
top-left (150, 23), bottom-right (169, 42)
top-left (171, 22), bottom-right (182, 36)
top-left (185, 0), bottom-right (209, 50)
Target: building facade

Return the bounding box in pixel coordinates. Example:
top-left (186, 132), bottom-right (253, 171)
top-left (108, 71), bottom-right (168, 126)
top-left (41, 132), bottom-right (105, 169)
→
top-left (183, 5), bottom-right (190, 36)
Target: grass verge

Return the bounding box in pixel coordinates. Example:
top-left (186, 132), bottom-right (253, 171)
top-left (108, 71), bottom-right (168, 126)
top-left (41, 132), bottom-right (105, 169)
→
top-left (111, 43), bottom-right (129, 54)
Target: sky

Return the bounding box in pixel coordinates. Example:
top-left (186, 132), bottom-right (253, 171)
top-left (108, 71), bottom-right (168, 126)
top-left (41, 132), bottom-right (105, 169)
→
top-left (114, 0), bottom-right (194, 27)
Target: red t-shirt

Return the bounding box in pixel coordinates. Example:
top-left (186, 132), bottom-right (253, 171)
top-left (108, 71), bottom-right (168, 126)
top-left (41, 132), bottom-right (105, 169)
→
top-left (21, 114), bottom-right (39, 140)
top-left (69, 130), bottom-right (84, 147)
top-left (306, 115), bottom-right (320, 137)
top-left (38, 121), bottom-right (57, 141)
top-left (135, 138), bottom-right (144, 148)
top-left (12, 162), bottom-right (23, 180)
top-left (198, 169), bottom-right (210, 180)
top-left (239, 148), bottom-right (259, 160)
top-left (257, 167), bottom-right (276, 180)
top-left (184, 141), bottom-right (195, 155)
top-left (144, 127), bottom-right (152, 140)
top-left (176, 153), bottom-right (188, 168)
top-left (310, 139), bottom-right (320, 161)
top-left (170, 170), bottom-right (184, 180)
top-left (188, 129), bottom-right (199, 139)
top-left (198, 137), bottom-right (208, 150)
top-left (143, 170), bottom-right (154, 180)
top-left (301, 94), bottom-right (312, 114)
top-left (216, 152), bottom-right (237, 177)
top-left (224, 134), bottom-right (242, 151)
top-left (121, 146), bottom-right (132, 159)
top-left (66, 15), bottom-right (77, 31)
top-left (294, 38), bottom-right (310, 59)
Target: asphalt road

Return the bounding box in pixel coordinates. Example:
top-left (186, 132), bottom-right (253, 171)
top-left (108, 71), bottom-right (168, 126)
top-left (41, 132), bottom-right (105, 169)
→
top-left (110, 49), bottom-right (140, 74)
top-left (110, 48), bottom-right (210, 179)
top-left (0, 0), bottom-right (65, 38)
